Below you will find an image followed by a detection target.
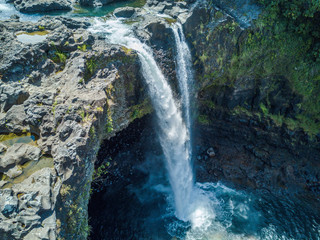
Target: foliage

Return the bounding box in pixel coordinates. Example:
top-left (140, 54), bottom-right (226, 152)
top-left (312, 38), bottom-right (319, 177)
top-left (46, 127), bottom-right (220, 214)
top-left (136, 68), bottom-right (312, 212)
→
top-left (164, 17), bottom-right (177, 25)
top-left (89, 125), bottom-right (96, 138)
top-left (130, 99), bottom-right (153, 121)
top-left (54, 52), bottom-right (67, 64)
top-left (50, 42), bottom-right (68, 66)
top-left (92, 161), bottom-right (111, 182)
top-left (60, 184), bottom-right (72, 198)
top-left (258, 0), bottom-right (320, 61)
top-left (52, 100), bottom-right (58, 114)
top-left (106, 109), bottom-right (113, 133)
top-left (77, 44), bottom-right (87, 52)
top-left (218, 11), bottom-right (320, 136)
top-left (198, 114), bottom-right (210, 125)
top-left (121, 46), bottom-right (132, 55)
top-left (84, 58), bottom-right (97, 81)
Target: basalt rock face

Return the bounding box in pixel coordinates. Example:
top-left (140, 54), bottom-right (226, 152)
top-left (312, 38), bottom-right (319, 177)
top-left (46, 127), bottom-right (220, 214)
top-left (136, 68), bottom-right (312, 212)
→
top-left (0, 16), bottom-right (151, 239)
top-left (183, 1), bottom-right (320, 197)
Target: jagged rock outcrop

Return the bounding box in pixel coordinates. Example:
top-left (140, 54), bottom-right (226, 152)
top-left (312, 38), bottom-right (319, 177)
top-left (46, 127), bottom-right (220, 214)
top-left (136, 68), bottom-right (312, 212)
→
top-left (0, 15), bottom-right (151, 239)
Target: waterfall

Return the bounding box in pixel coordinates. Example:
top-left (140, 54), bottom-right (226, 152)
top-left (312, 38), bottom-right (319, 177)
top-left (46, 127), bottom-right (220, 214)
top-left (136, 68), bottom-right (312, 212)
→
top-left (90, 19), bottom-right (194, 221)
top-left (172, 23), bottom-right (194, 135)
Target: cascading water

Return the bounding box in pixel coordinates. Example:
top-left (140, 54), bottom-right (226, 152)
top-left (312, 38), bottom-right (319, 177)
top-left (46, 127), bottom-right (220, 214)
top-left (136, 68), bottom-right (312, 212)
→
top-left (172, 23), bottom-right (194, 135)
top-left (90, 18), bottom-right (195, 221)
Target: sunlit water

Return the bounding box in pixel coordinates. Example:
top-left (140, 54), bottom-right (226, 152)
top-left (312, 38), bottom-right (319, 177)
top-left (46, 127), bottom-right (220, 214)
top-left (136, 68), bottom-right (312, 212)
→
top-left (0, 0), bottom-right (145, 21)
top-left (0, 0), bottom-right (41, 21)
top-left (172, 22), bottom-right (194, 148)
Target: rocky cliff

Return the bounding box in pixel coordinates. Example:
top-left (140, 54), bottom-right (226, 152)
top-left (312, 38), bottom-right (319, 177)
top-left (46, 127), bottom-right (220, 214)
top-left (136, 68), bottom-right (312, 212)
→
top-left (0, 15), bottom-right (151, 239)
top-left (183, 0), bottom-right (320, 196)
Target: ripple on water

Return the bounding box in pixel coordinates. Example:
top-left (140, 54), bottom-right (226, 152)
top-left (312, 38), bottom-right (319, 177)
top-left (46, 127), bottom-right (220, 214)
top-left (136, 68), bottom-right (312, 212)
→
top-left (164, 182), bottom-right (320, 240)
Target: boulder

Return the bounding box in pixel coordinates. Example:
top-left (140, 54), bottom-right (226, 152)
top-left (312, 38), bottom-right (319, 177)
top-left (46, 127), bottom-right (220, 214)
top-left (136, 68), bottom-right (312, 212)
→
top-left (12, 0), bottom-right (72, 13)
top-left (114, 7), bottom-right (136, 18)
top-left (0, 143), bottom-right (41, 170)
top-left (207, 147), bottom-right (216, 158)
top-left (0, 168), bottom-right (58, 239)
top-left (5, 165), bottom-right (23, 178)
top-left (0, 105), bottom-right (28, 133)
top-left (0, 143), bottom-right (7, 153)
top-left (0, 83), bottom-right (29, 112)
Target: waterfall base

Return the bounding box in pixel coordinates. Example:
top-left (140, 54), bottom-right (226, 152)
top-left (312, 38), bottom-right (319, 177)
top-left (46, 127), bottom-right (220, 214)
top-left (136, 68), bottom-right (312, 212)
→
top-left (88, 116), bottom-right (320, 240)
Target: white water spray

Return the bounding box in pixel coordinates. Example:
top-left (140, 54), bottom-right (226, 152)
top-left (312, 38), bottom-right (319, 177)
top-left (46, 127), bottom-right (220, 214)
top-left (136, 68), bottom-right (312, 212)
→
top-left (172, 23), bottom-right (194, 134)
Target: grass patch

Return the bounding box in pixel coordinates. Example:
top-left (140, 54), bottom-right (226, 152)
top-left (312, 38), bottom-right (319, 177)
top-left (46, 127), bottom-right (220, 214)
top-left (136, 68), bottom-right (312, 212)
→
top-left (130, 99), bottom-right (153, 121)
top-left (164, 17), bottom-right (177, 25)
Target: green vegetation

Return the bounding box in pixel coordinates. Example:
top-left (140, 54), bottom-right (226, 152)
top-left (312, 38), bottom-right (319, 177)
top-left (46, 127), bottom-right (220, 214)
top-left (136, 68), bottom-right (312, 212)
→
top-left (258, 0), bottom-right (320, 61)
top-left (95, 106), bottom-right (104, 112)
top-left (38, 25), bottom-right (45, 31)
top-left (106, 109), bottom-right (113, 133)
top-left (53, 51), bottom-right (67, 64)
top-left (217, 20), bottom-right (239, 33)
top-left (121, 46), bottom-right (132, 55)
top-left (92, 161), bottom-right (111, 182)
top-left (84, 58), bottom-right (97, 81)
top-left (130, 99), bottom-right (153, 121)
top-left (50, 42), bottom-right (68, 65)
top-left (198, 114), bottom-right (210, 125)
top-left (89, 125), bottom-right (96, 138)
top-left (52, 100), bottom-right (58, 114)
top-left (77, 44), bottom-right (87, 52)
top-left (214, 10), bottom-right (224, 20)
top-left (205, 2), bottom-right (320, 137)
top-left (164, 17), bottom-right (177, 25)
top-left (60, 184), bottom-right (72, 198)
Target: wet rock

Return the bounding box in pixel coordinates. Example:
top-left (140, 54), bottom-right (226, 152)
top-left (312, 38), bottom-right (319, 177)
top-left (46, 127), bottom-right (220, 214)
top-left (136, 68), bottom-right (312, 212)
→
top-left (0, 105), bottom-right (28, 133)
top-left (5, 165), bottom-right (23, 178)
top-left (0, 83), bottom-right (29, 112)
top-left (207, 147), bottom-right (216, 158)
top-left (114, 7), bottom-right (136, 18)
top-left (0, 143), bottom-right (7, 153)
top-left (12, 0), bottom-right (72, 13)
top-left (0, 168), bottom-right (58, 239)
top-left (0, 190), bottom-right (18, 218)
top-left (0, 143), bottom-right (41, 170)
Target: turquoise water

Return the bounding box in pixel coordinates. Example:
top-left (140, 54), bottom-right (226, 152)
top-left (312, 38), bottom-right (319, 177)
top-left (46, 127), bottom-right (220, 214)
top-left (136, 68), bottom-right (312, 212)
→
top-left (0, 0), bottom-right (146, 21)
